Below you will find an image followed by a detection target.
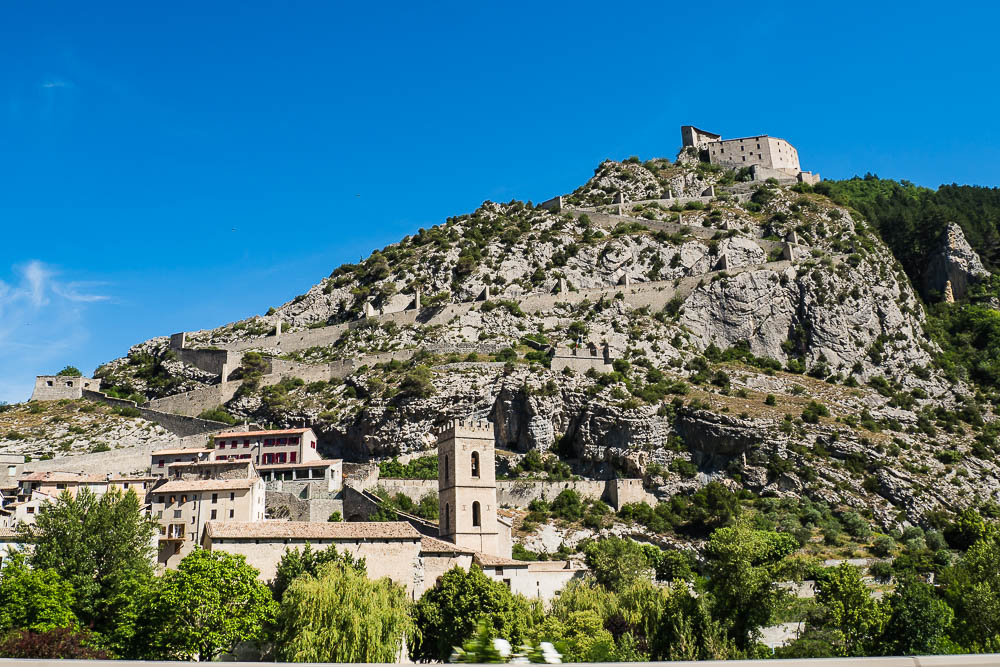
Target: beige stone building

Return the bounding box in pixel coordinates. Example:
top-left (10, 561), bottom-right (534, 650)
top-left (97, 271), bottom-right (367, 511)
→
top-left (681, 125), bottom-right (820, 184)
top-left (202, 520), bottom-right (428, 594)
top-left (474, 553), bottom-right (586, 601)
top-left (151, 447), bottom-right (213, 477)
top-left (149, 473), bottom-right (265, 569)
top-left (212, 427), bottom-right (321, 466)
top-left (18, 471), bottom-right (108, 501)
top-left (257, 459), bottom-right (343, 494)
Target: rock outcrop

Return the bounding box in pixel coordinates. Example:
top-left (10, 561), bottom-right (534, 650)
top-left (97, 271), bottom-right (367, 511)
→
top-left (923, 222), bottom-right (989, 300)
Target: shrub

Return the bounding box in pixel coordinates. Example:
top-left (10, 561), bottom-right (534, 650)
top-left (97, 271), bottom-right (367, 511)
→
top-left (197, 407), bottom-right (238, 425)
top-left (55, 366), bottom-right (82, 377)
top-left (550, 489), bottom-right (584, 521)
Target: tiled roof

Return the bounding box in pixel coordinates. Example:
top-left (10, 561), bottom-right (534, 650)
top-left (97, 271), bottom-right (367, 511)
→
top-left (420, 536), bottom-right (475, 554)
top-left (214, 428), bottom-right (312, 438)
top-left (256, 460), bottom-right (341, 470)
top-left (474, 552), bottom-right (529, 567)
top-left (527, 560), bottom-right (587, 572)
top-left (154, 478), bottom-right (257, 493)
top-left (0, 527), bottom-right (22, 538)
top-left (20, 471), bottom-right (106, 483)
top-left (151, 448), bottom-right (213, 456)
top-left (168, 460), bottom-right (252, 468)
top-left (204, 520), bottom-right (421, 540)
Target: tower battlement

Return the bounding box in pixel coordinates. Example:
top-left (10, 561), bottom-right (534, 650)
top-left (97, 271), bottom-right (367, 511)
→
top-left (435, 419), bottom-right (495, 442)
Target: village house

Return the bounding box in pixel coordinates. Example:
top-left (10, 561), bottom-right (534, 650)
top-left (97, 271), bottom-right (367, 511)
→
top-left (211, 427), bottom-right (320, 466)
top-left (17, 471), bottom-right (108, 502)
top-left (257, 459), bottom-right (343, 495)
top-left (150, 447), bottom-right (213, 477)
top-left (147, 465), bottom-right (265, 569)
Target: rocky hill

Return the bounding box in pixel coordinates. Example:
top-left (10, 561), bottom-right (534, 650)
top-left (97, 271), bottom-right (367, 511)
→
top-left (48, 153), bottom-right (1000, 525)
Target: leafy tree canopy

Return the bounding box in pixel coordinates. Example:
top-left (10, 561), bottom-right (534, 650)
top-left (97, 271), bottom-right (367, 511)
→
top-left (0, 554), bottom-right (77, 635)
top-left (276, 560), bottom-right (414, 662)
top-left (270, 542), bottom-right (366, 602)
top-left (21, 487), bottom-right (157, 652)
top-left (137, 548), bottom-right (276, 661)
top-left (411, 565), bottom-right (538, 662)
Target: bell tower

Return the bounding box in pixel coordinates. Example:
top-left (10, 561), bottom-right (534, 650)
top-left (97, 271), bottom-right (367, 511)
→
top-left (437, 419), bottom-right (499, 555)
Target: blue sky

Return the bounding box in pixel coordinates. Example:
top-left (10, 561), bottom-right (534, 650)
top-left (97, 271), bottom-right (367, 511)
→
top-left (2, 0), bottom-right (999, 403)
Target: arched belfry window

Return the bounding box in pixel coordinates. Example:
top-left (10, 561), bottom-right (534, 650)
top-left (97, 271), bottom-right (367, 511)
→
top-left (471, 451), bottom-right (480, 478)
top-left (472, 501), bottom-right (481, 527)
top-left (444, 503), bottom-right (450, 531)
top-left (444, 455), bottom-right (449, 482)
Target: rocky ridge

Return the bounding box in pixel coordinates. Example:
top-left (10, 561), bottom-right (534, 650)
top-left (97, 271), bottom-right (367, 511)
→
top-left (84, 154), bottom-right (999, 525)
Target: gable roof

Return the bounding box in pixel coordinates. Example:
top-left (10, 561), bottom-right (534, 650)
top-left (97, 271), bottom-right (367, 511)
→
top-left (214, 428), bottom-right (312, 439)
top-left (151, 448), bottom-right (213, 456)
top-left (154, 478), bottom-right (257, 493)
top-left (420, 536), bottom-right (476, 554)
top-left (20, 472), bottom-right (106, 483)
top-left (204, 520), bottom-right (421, 540)
top-left (474, 552), bottom-right (529, 567)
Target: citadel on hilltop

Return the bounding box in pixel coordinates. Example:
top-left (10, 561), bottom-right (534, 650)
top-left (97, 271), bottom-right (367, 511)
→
top-left (682, 125), bottom-right (820, 185)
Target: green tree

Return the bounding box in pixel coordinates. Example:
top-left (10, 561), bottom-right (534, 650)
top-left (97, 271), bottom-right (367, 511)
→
top-left (942, 534), bottom-right (1000, 650)
top-left (270, 542), bottom-right (366, 602)
top-left (21, 488), bottom-right (157, 652)
top-left (703, 520), bottom-right (798, 649)
top-left (55, 366), bottom-right (82, 377)
top-left (813, 563), bottom-right (887, 656)
top-left (0, 554), bottom-right (77, 634)
top-left (582, 537), bottom-right (654, 589)
top-left (276, 560), bottom-right (414, 662)
top-left (138, 548), bottom-right (276, 661)
top-left (411, 566), bottom-right (537, 662)
top-left (651, 580), bottom-right (736, 661)
top-left (880, 577), bottom-right (954, 656)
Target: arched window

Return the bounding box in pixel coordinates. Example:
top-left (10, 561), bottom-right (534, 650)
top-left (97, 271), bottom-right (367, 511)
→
top-left (444, 503), bottom-right (450, 531)
top-left (472, 501), bottom-right (481, 527)
top-left (471, 451), bottom-right (480, 478)
top-left (444, 455), bottom-right (449, 482)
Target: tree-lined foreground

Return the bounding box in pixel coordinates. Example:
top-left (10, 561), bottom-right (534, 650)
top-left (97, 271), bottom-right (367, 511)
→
top-left (6, 487), bottom-right (1000, 660)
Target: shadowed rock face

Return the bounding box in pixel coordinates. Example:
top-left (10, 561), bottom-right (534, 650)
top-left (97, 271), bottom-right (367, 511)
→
top-left (923, 222), bottom-right (989, 301)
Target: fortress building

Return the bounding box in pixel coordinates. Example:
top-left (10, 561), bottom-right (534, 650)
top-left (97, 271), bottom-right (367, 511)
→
top-left (681, 125), bottom-right (820, 185)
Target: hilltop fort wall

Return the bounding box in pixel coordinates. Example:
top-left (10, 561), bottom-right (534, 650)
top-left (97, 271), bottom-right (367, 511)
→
top-left (31, 376), bottom-right (102, 401)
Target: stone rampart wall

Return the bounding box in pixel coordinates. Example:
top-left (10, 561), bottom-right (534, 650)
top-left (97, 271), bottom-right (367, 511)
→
top-left (82, 390), bottom-right (229, 437)
top-left (374, 477), bottom-right (654, 511)
top-left (24, 431), bottom-right (209, 477)
top-left (174, 348), bottom-right (233, 377)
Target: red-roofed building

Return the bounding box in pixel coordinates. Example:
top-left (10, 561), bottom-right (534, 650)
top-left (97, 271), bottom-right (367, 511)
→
top-left (211, 427), bottom-right (320, 467)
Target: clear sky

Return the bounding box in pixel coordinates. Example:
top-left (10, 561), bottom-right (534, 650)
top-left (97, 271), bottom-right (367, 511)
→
top-left (2, 0), bottom-right (999, 403)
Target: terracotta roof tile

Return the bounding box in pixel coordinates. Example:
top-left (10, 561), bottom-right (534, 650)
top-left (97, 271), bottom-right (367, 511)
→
top-left (151, 448), bottom-right (213, 456)
top-left (20, 472), bottom-right (107, 483)
top-left (155, 479), bottom-right (257, 493)
top-left (214, 428), bottom-right (312, 438)
top-left (526, 560), bottom-right (587, 572)
top-left (474, 552), bottom-right (529, 567)
top-left (205, 520), bottom-right (421, 540)
top-left (420, 536), bottom-right (476, 554)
